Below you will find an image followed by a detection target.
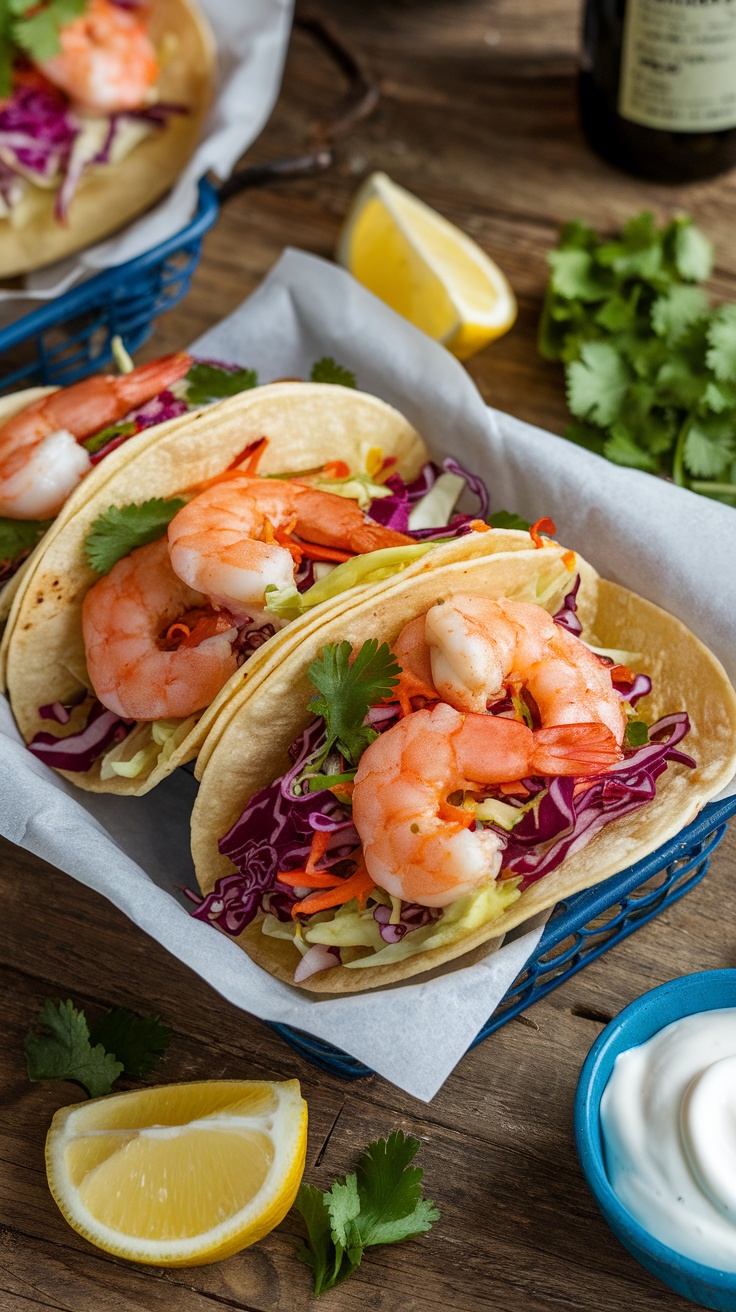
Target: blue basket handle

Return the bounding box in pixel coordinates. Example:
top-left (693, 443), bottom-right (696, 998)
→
top-left (216, 11), bottom-right (380, 204)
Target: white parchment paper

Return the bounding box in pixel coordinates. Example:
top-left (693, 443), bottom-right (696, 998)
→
top-left (2, 249), bottom-right (734, 1101)
top-left (0, 0), bottom-right (293, 311)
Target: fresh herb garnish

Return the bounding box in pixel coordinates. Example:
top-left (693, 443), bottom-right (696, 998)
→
top-left (296, 1132), bottom-right (439, 1296)
top-left (0, 516), bottom-right (53, 567)
top-left (307, 640), bottom-right (400, 767)
top-left (88, 1007), bottom-right (172, 1078)
top-left (0, 0), bottom-right (87, 96)
top-left (539, 212), bottom-right (736, 503)
top-left (85, 497), bottom-right (186, 575)
top-left (310, 357), bottom-right (357, 389)
top-left (82, 420), bottom-right (137, 456)
top-left (625, 720), bottom-right (649, 748)
top-left (184, 363), bottom-right (258, 407)
top-left (24, 999), bottom-right (171, 1097)
top-left (488, 509), bottom-right (531, 531)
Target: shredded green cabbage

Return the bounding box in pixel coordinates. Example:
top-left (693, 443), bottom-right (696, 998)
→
top-left (408, 471), bottom-right (464, 530)
top-left (264, 541), bottom-right (439, 620)
top-left (99, 715), bottom-right (198, 780)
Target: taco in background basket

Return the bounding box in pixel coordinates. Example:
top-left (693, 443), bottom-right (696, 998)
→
top-left (3, 380), bottom-right (555, 794)
top-left (0, 355), bottom-right (268, 624)
top-left (0, 0), bottom-right (214, 279)
top-left (188, 551), bottom-right (736, 993)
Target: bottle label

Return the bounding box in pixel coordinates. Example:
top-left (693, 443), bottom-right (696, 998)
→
top-left (619, 0), bottom-right (736, 132)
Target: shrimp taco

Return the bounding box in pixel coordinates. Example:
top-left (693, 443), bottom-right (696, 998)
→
top-left (4, 380), bottom-right (547, 794)
top-left (0, 354), bottom-right (264, 622)
top-left (188, 550), bottom-right (736, 993)
top-left (0, 0), bottom-right (214, 279)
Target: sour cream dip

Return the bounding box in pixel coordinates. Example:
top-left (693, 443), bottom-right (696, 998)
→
top-left (601, 1008), bottom-right (736, 1271)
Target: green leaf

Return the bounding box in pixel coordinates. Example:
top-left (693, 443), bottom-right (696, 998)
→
top-left (351, 1132), bottom-right (440, 1248)
top-left (567, 341), bottom-right (631, 426)
top-left (683, 420), bottom-right (734, 478)
top-left (672, 218), bottom-right (713, 282)
top-left (184, 363), bottom-right (258, 407)
top-left (295, 1183), bottom-right (348, 1297)
top-left (487, 509), bottom-right (531, 531)
top-left (310, 357), bottom-right (357, 388)
top-left (700, 379), bottom-right (736, 414)
top-left (13, 0), bottom-right (87, 62)
top-left (603, 428), bottom-right (658, 471)
top-left (594, 288), bottom-right (640, 333)
top-left (558, 218), bottom-right (598, 252)
top-left (0, 517), bottom-right (52, 569)
top-left (625, 721), bottom-right (649, 747)
top-left (82, 420), bottom-right (137, 456)
top-left (706, 305), bottom-right (736, 381)
top-left (547, 249), bottom-right (609, 302)
top-left (85, 497), bottom-right (186, 575)
top-left (307, 640), bottom-right (400, 766)
top-left (88, 1008), bottom-right (171, 1078)
top-left (563, 420), bottom-right (606, 455)
top-left (25, 999), bottom-right (123, 1098)
top-left (651, 285), bottom-right (709, 343)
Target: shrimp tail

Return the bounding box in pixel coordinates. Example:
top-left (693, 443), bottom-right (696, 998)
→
top-left (531, 723), bottom-right (622, 776)
top-left (113, 352), bottom-right (193, 408)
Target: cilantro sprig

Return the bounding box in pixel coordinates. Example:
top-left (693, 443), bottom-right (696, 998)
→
top-left (0, 0), bottom-right (87, 97)
top-left (85, 497), bottom-right (186, 575)
top-left (310, 357), bottom-right (357, 388)
top-left (0, 515), bottom-right (52, 570)
top-left (25, 999), bottom-right (171, 1098)
top-left (307, 640), bottom-right (400, 767)
top-left (184, 363), bottom-right (258, 407)
top-left (539, 212), bottom-right (736, 505)
top-left (296, 1132), bottom-right (439, 1296)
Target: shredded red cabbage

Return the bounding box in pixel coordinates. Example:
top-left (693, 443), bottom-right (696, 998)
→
top-left (553, 574), bottom-right (582, 636)
top-left (0, 86), bottom-right (76, 189)
top-left (498, 712), bottom-right (693, 883)
top-left (367, 457), bottom-right (489, 539)
top-left (373, 902), bottom-right (441, 943)
top-left (28, 699), bottom-right (132, 771)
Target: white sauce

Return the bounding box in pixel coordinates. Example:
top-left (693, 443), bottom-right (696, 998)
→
top-left (601, 1008), bottom-right (736, 1271)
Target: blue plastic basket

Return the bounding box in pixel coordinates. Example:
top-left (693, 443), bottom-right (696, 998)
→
top-left (268, 794), bottom-right (736, 1079)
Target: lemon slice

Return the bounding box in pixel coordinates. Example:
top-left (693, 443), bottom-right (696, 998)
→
top-left (45, 1079), bottom-right (308, 1266)
top-left (337, 171), bottom-right (517, 360)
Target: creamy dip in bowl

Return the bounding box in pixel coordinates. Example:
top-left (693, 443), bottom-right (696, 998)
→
top-left (575, 971), bottom-right (736, 1312)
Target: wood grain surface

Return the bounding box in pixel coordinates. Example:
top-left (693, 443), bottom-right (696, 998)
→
top-left (2, 1), bottom-right (736, 1309)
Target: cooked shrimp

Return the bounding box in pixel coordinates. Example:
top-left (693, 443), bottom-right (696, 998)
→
top-left (352, 702), bottom-right (621, 907)
top-left (167, 474), bottom-right (415, 617)
top-left (82, 537), bottom-right (239, 721)
top-left (392, 615), bottom-right (438, 713)
top-left (36, 0), bottom-right (159, 114)
top-left (0, 352), bottom-right (191, 520)
top-left (423, 594), bottom-right (626, 743)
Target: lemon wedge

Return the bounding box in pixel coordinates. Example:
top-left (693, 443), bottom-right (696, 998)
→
top-left (45, 1079), bottom-right (308, 1266)
top-left (337, 171), bottom-right (517, 359)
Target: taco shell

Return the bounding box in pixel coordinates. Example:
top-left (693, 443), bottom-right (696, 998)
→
top-left (0, 0), bottom-right (215, 279)
top-left (190, 553), bottom-right (736, 993)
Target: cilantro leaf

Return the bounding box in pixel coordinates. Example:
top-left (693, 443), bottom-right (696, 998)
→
top-left (487, 509), bottom-right (531, 531)
top-left (651, 285), bottom-right (709, 343)
top-left (82, 420), bottom-right (137, 456)
top-left (706, 305), bottom-right (736, 381)
top-left (625, 721), bottom-right (649, 748)
top-left (684, 419), bottom-right (735, 479)
top-left (85, 498), bottom-right (186, 575)
top-left (25, 999), bottom-right (123, 1098)
top-left (567, 341), bottom-right (631, 427)
top-left (0, 516), bottom-right (52, 568)
top-left (185, 363), bottom-right (258, 407)
top-left (13, 0), bottom-right (86, 62)
top-left (672, 218), bottom-right (714, 282)
top-left (310, 357), bottom-right (357, 388)
top-left (307, 640), bottom-right (400, 766)
top-left (88, 1008), bottom-right (172, 1078)
top-left (295, 1132), bottom-right (439, 1297)
top-left (547, 249), bottom-right (609, 302)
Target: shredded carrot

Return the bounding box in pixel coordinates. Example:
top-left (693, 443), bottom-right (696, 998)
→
top-left (329, 781), bottom-right (355, 799)
top-left (323, 460), bottom-right (350, 479)
top-left (240, 437), bottom-right (269, 474)
top-left (438, 799), bottom-right (475, 829)
top-left (291, 858), bottom-right (375, 918)
top-left (529, 517), bottom-right (557, 549)
top-left (469, 519), bottom-right (491, 533)
top-left (297, 542), bottom-right (353, 563)
top-left (277, 832), bottom-right (337, 890)
top-left (609, 663), bottom-right (636, 686)
top-left (499, 781), bottom-right (530, 797)
top-left (562, 549), bottom-right (576, 571)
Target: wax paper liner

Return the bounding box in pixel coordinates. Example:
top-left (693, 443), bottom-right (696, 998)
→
top-left (1, 249), bottom-right (734, 1101)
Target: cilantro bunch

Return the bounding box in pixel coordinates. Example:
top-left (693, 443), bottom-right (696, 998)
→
top-left (296, 1131), bottom-right (439, 1296)
top-left (25, 998), bottom-right (171, 1097)
top-left (539, 212), bottom-right (736, 505)
top-left (0, 0), bottom-right (87, 97)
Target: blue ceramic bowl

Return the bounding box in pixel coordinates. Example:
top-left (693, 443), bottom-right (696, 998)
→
top-left (575, 970), bottom-right (736, 1311)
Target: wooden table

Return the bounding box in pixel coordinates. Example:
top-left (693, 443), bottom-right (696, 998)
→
top-left (2, 2), bottom-right (735, 1308)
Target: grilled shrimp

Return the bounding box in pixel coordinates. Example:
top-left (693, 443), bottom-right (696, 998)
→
top-left (408, 593), bottom-right (626, 743)
top-left (0, 352), bottom-right (191, 520)
top-left (352, 702), bottom-right (621, 907)
top-left (36, 0), bottom-right (159, 114)
top-left (167, 474), bottom-right (415, 617)
top-left (82, 537), bottom-right (239, 721)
